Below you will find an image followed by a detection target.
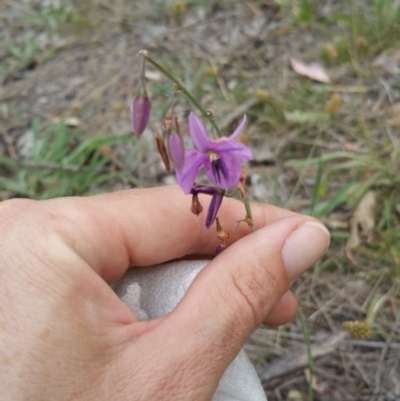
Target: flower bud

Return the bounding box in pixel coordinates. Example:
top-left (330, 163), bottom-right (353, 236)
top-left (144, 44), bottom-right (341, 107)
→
top-left (132, 94), bottom-right (151, 137)
top-left (167, 132), bottom-right (185, 172)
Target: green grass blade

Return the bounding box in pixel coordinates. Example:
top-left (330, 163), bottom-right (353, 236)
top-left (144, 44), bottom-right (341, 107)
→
top-left (309, 159), bottom-right (323, 216)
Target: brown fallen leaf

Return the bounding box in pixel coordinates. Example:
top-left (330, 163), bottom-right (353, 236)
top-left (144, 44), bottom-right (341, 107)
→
top-left (372, 48), bottom-right (400, 75)
top-left (346, 191), bottom-right (376, 249)
top-left (290, 58), bottom-right (330, 83)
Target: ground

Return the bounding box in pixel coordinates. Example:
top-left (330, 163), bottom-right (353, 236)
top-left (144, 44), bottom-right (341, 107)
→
top-left (1, 1), bottom-right (399, 400)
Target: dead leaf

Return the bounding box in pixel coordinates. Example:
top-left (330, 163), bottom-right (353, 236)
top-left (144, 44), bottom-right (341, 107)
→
top-left (372, 48), bottom-right (400, 75)
top-left (346, 191), bottom-right (376, 249)
top-left (387, 103), bottom-right (400, 127)
top-left (304, 368), bottom-right (329, 394)
top-left (290, 58), bottom-right (330, 83)
top-left (387, 117), bottom-right (400, 128)
top-left (288, 389), bottom-right (303, 400)
top-left (51, 116), bottom-right (81, 127)
top-left (65, 117), bottom-right (81, 127)
top-left (390, 102), bottom-right (400, 115)
top-left (144, 70), bottom-right (162, 81)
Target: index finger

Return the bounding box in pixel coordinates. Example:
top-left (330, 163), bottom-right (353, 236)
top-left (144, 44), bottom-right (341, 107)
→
top-left (17, 185), bottom-right (297, 282)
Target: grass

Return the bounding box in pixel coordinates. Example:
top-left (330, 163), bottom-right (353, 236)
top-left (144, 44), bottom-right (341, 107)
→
top-left (0, 119), bottom-right (134, 199)
top-left (1, 0), bottom-right (399, 399)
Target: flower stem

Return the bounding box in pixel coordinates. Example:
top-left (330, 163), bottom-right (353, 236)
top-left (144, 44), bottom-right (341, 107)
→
top-left (144, 54), bottom-right (222, 138)
top-left (143, 51), bottom-right (256, 233)
top-left (244, 196), bottom-right (256, 232)
top-left (298, 310), bottom-right (314, 401)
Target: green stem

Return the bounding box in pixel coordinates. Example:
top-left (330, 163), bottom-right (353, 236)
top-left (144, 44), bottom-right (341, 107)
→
top-left (144, 54), bottom-right (222, 138)
top-left (244, 197), bottom-right (255, 233)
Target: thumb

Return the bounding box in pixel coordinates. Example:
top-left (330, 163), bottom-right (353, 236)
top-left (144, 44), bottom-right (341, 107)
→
top-left (155, 215), bottom-right (330, 381)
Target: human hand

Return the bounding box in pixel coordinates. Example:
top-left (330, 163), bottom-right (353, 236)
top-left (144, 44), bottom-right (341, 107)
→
top-left (0, 185), bottom-right (329, 400)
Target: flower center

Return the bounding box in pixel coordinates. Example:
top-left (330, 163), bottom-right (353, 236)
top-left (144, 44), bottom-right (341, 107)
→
top-left (207, 150), bottom-right (219, 161)
top-left (207, 151), bottom-right (227, 185)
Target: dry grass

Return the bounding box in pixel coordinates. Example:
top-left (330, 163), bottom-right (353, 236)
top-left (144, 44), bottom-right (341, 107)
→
top-left (1, 0), bottom-right (399, 399)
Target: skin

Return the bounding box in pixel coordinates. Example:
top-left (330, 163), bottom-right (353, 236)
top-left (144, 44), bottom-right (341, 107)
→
top-left (0, 186), bottom-right (328, 400)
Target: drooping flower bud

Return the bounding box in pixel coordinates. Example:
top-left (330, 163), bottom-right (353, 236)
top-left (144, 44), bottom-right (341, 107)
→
top-left (132, 93), bottom-right (151, 137)
top-left (206, 189), bottom-right (225, 229)
top-left (167, 132), bottom-right (185, 172)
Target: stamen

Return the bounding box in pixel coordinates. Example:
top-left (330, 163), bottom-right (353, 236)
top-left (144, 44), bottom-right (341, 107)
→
top-left (211, 159), bottom-right (227, 185)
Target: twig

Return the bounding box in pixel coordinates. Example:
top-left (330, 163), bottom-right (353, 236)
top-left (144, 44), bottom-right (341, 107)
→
top-left (345, 339), bottom-right (400, 350)
top-left (372, 311), bottom-right (400, 399)
top-left (257, 331), bottom-right (347, 382)
top-left (298, 310), bottom-right (314, 401)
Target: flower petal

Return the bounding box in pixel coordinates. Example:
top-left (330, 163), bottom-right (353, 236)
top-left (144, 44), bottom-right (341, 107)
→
top-left (189, 113), bottom-right (211, 152)
top-left (175, 150), bottom-right (207, 194)
top-left (191, 184), bottom-right (217, 196)
top-left (203, 152), bottom-right (242, 189)
top-left (206, 191), bottom-right (224, 228)
top-left (213, 140), bottom-right (253, 161)
top-left (229, 114), bottom-right (246, 140)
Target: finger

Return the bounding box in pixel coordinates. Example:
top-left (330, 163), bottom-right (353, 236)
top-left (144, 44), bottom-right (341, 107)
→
top-left (262, 290), bottom-right (298, 326)
top-left (151, 216), bottom-right (330, 381)
top-left (0, 198), bottom-right (34, 225)
top-left (12, 186), bottom-right (299, 282)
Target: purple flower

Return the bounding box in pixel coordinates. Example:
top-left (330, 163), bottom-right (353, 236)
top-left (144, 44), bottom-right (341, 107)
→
top-left (190, 185), bottom-right (225, 228)
top-left (191, 184), bottom-right (217, 196)
top-left (132, 94), bottom-right (151, 137)
top-left (176, 113), bottom-right (253, 194)
top-left (167, 132), bottom-right (185, 172)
